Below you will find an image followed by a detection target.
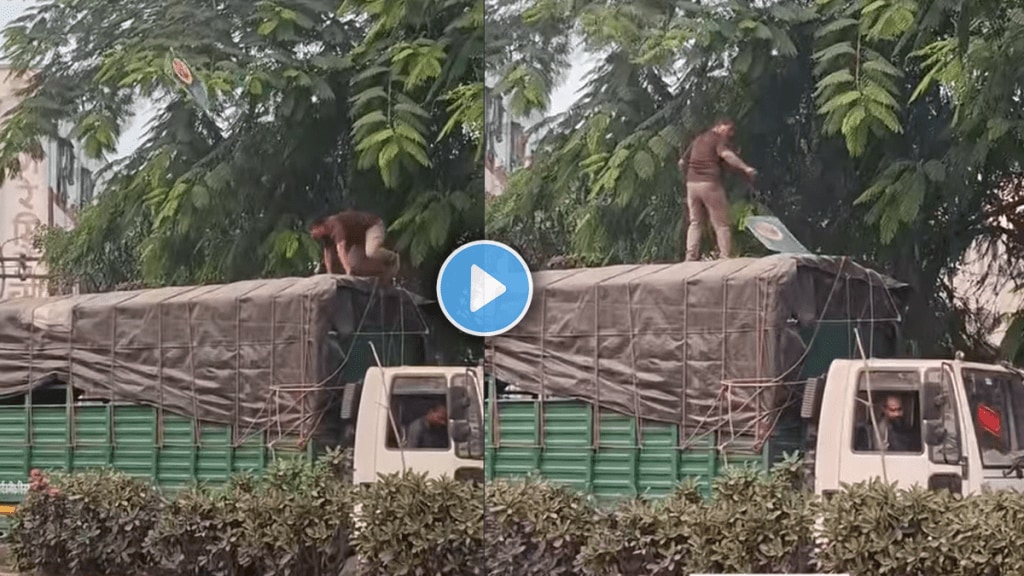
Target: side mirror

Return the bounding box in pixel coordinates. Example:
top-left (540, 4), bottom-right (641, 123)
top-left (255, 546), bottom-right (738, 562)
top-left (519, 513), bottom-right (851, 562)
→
top-left (449, 420), bottom-right (471, 443)
top-left (922, 381), bottom-right (945, 421)
top-left (800, 377), bottom-right (824, 420)
top-left (923, 420), bottom-right (947, 446)
top-left (447, 385), bottom-right (470, 421)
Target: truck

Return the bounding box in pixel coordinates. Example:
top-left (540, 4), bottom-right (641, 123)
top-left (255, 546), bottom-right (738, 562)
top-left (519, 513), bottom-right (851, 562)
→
top-left (483, 254), bottom-right (1024, 497)
top-left (0, 275), bottom-right (484, 532)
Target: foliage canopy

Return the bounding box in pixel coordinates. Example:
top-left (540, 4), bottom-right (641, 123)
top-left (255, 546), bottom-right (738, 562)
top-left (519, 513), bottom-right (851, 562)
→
top-left (486, 0), bottom-right (1024, 355)
top-left (1, 0), bottom-right (483, 294)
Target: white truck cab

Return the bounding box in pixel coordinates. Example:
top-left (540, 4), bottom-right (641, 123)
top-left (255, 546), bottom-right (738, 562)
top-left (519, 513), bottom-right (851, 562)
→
top-left (808, 357), bottom-right (1024, 496)
top-left (350, 364), bottom-right (484, 484)
top-left (338, 364), bottom-right (485, 576)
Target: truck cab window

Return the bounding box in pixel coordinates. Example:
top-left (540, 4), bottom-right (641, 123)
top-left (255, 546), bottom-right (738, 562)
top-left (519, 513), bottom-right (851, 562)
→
top-left (385, 376), bottom-right (450, 451)
top-left (851, 370), bottom-right (923, 454)
top-left (962, 368), bottom-right (1024, 469)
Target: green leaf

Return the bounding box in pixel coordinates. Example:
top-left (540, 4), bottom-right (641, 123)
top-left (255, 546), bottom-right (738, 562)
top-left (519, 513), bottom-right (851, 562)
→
top-left (862, 0), bottom-right (887, 15)
top-left (860, 78), bottom-right (899, 108)
top-left (734, 48), bottom-right (753, 74)
top-left (864, 99), bottom-right (903, 132)
top-left (818, 68), bottom-right (856, 88)
top-left (247, 77), bottom-right (263, 96)
top-left (922, 160), bottom-right (945, 182)
top-left (355, 128), bottom-right (395, 152)
top-left (632, 150), bottom-right (656, 180)
top-left (819, 90), bottom-right (860, 114)
top-left (397, 138), bottom-right (431, 166)
top-left (842, 104), bottom-right (868, 135)
top-left (191, 185), bottom-right (210, 209)
top-left (393, 120), bottom-right (427, 146)
top-left (815, 17), bottom-right (859, 38)
top-left (861, 58), bottom-right (903, 78)
top-left (353, 110), bottom-right (389, 131)
top-left (258, 19), bottom-right (279, 36)
top-left (813, 42), bottom-right (857, 63)
top-left (428, 203), bottom-right (451, 248)
top-left (1000, 312), bottom-right (1024, 362)
top-left (896, 171), bottom-right (927, 225)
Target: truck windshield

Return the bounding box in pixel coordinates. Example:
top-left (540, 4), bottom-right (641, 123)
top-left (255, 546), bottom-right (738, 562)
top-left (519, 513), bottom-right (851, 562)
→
top-left (962, 368), bottom-right (1024, 468)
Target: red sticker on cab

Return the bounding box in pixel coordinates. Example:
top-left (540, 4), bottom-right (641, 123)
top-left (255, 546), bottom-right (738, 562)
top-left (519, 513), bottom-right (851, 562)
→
top-left (978, 404), bottom-right (1002, 437)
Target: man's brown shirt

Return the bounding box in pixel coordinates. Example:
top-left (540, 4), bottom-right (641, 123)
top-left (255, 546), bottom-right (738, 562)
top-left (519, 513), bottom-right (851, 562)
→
top-left (685, 130), bottom-right (735, 183)
top-left (323, 210), bottom-right (382, 245)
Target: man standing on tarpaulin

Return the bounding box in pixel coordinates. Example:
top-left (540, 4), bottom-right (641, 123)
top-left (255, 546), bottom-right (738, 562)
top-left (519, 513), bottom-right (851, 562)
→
top-left (678, 119), bottom-right (758, 261)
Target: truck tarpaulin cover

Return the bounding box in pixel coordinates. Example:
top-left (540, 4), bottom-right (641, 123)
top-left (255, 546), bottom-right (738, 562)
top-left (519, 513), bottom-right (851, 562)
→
top-left (486, 254), bottom-right (908, 438)
top-left (0, 276), bottom-right (428, 439)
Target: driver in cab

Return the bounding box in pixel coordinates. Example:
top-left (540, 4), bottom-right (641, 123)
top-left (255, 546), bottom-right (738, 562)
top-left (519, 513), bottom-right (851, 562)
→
top-left (855, 394), bottom-right (922, 453)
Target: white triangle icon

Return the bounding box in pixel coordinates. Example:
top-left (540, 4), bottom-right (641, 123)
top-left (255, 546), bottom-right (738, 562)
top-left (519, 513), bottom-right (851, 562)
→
top-left (470, 264), bottom-right (506, 312)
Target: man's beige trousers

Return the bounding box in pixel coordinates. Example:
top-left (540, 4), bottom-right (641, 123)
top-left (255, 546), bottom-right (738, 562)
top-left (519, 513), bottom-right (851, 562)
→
top-left (685, 181), bottom-right (731, 261)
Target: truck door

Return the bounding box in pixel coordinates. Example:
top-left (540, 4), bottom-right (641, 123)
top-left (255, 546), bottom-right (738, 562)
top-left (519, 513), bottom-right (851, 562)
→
top-left (446, 367), bottom-right (485, 482)
top-left (836, 366), bottom-right (966, 494)
top-left (958, 366), bottom-right (1024, 493)
top-left (921, 366), bottom-right (969, 495)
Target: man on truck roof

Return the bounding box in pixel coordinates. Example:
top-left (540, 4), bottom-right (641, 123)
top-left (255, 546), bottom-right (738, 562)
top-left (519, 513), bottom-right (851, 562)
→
top-left (678, 119), bottom-right (758, 261)
top-left (310, 209), bottom-right (400, 282)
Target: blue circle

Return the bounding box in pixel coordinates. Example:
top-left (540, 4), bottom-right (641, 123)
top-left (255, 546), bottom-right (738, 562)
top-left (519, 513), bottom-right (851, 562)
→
top-left (436, 240), bottom-right (534, 337)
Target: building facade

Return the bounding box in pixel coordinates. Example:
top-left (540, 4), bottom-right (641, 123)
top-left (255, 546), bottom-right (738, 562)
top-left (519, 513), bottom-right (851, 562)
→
top-left (953, 236), bottom-right (1024, 348)
top-left (485, 79), bottom-right (543, 197)
top-left (0, 66), bottom-right (103, 298)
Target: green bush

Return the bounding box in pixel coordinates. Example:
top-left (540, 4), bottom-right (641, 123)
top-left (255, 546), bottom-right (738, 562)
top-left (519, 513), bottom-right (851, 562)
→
top-left (575, 489), bottom-right (704, 576)
top-left (499, 457), bottom-right (1024, 576)
top-left (486, 477), bottom-right (600, 576)
top-left (8, 468), bottom-right (164, 576)
top-left (576, 459), bottom-right (811, 575)
top-left (351, 471), bottom-right (484, 575)
top-left (145, 486), bottom-right (244, 576)
top-left (230, 458), bottom-right (353, 576)
top-left (7, 451), bottom-right (483, 576)
top-left (20, 453), bottom-right (1024, 576)
top-left (145, 456), bottom-right (354, 576)
top-left (814, 479), bottom-right (1024, 575)
top-left (696, 458), bottom-right (812, 573)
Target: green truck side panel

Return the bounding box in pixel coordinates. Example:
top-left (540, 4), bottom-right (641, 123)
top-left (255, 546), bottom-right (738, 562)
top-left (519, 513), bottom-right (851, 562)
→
top-left (0, 331), bottom-right (427, 535)
top-left (0, 403), bottom-right (294, 534)
top-left (0, 404), bottom-right (283, 497)
top-left (485, 398), bottom-right (804, 501)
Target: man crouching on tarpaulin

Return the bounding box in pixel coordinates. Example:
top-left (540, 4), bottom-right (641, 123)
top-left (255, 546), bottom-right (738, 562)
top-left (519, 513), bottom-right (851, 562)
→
top-left (678, 118), bottom-right (758, 261)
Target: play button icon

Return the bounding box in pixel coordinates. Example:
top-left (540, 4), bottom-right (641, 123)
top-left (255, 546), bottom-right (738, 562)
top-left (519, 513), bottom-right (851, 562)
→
top-left (470, 265), bottom-right (505, 312)
top-left (436, 240), bottom-right (533, 337)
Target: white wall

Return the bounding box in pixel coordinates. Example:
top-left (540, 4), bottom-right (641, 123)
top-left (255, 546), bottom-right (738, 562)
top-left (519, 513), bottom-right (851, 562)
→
top-left (952, 235), bottom-right (1024, 347)
top-left (484, 46), bottom-right (598, 197)
top-left (0, 66), bottom-right (106, 298)
top-left (484, 80), bottom-right (545, 196)
top-left (0, 68), bottom-right (49, 297)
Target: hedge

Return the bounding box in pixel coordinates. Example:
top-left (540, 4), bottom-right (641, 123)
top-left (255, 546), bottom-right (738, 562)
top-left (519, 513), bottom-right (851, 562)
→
top-left (486, 456), bottom-right (1024, 576)
top-left (6, 450), bottom-right (485, 576)
top-left (12, 454), bottom-right (1024, 576)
